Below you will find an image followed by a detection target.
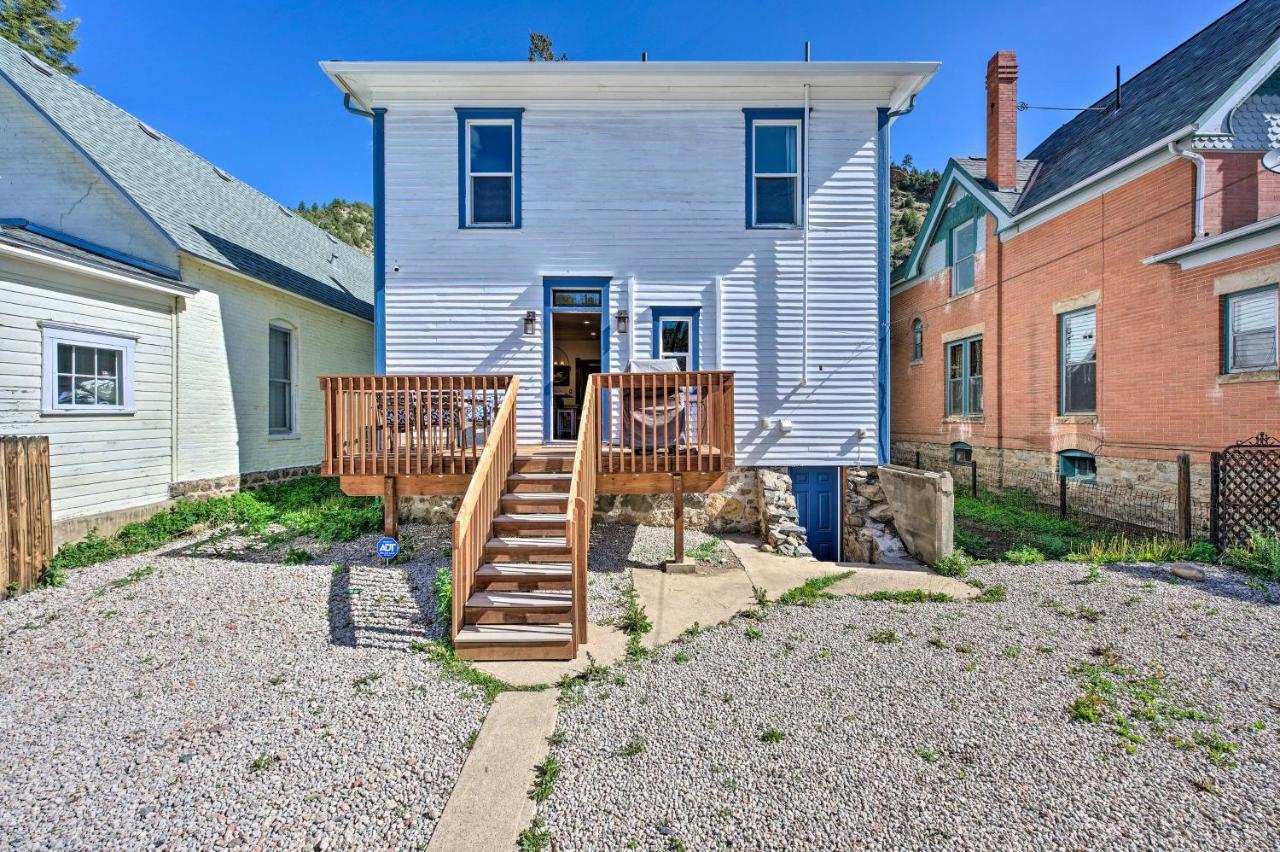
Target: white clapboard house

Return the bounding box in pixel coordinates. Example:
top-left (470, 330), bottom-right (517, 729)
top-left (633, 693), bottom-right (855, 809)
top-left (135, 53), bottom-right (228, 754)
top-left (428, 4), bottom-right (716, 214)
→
top-left (0, 39), bottom-right (374, 545)
top-left (318, 60), bottom-right (935, 660)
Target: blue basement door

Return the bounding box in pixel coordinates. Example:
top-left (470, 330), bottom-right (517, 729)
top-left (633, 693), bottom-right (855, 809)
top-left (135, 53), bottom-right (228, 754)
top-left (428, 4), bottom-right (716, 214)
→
top-left (790, 467), bottom-right (839, 561)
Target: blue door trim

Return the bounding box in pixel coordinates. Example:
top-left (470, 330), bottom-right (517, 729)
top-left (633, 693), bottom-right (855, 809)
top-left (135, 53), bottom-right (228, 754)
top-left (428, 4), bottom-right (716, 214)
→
top-left (649, 306), bottom-right (700, 369)
top-left (790, 466), bottom-right (841, 562)
top-left (543, 277), bottom-right (611, 440)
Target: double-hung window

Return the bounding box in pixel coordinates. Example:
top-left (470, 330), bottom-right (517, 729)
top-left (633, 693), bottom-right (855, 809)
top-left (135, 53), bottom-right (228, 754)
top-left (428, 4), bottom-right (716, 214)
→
top-left (951, 218), bottom-right (977, 295)
top-left (457, 108), bottom-right (523, 228)
top-left (268, 325), bottom-right (295, 435)
top-left (41, 324), bottom-right (135, 414)
top-left (1224, 285), bottom-right (1278, 373)
top-left (651, 308), bottom-right (699, 371)
top-left (945, 336), bottom-right (983, 416)
top-left (1060, 307), bottom-right (1097, 414)
top-left (745, 109), bottom-right (803, 228)
top-left (911, 318), bottom-right (924, 361)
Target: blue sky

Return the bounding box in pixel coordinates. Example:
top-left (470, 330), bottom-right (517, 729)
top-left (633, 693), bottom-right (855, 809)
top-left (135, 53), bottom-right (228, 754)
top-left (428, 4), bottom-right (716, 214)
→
top-left (64, 0), bottom-right (1237, 205)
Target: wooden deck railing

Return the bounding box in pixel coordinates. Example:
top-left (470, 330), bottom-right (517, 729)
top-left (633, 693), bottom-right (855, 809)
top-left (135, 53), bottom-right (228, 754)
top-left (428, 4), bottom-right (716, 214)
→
top-left (450, 377), bottom-right (520, 644)
top-left (595, 371), bottom-right (736, 475)
top-left (566, 375), bottom-right (601, 645)
top-left (319, 375), bottom-right (514, 477)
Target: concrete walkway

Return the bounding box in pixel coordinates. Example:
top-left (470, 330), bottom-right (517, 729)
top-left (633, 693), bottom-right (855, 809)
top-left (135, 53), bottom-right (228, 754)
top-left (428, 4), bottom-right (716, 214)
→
top-left (426, 690), bottom-right (559, 852)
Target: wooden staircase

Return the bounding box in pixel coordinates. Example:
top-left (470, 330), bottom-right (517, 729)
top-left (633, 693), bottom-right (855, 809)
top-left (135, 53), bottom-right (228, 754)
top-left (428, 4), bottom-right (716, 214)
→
top-left (454, 450), bottom-right (580, 660)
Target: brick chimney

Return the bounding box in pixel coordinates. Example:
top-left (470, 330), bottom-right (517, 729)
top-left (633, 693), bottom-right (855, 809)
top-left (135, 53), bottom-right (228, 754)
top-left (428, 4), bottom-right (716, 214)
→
top-left (985, 51), bottom-right (1019, 191)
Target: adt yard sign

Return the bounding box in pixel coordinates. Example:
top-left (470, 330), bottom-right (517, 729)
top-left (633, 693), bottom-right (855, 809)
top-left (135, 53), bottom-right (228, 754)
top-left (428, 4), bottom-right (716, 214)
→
top-left (376, 537), bottom-right (400, 561)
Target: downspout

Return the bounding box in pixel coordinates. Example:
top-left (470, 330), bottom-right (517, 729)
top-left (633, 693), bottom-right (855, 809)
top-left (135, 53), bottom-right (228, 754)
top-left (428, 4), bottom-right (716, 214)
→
top-left (801, 84), bottom-right (811, 386)
top-left (715, 275), bottom-right (726, 369)
top-left (1169, 141), bottom-right (1206, 239)
top-left (627, 276), bottom-right (637, 366)
top-left (334, 81), bottom-right (385, 372)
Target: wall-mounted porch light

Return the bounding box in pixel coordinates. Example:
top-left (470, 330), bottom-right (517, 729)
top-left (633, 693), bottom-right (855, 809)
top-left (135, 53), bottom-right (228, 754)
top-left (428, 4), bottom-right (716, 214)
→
top-left (523, 310), bottom-right (537, 336)
top-left (615, 309), bottom-right (629, 334)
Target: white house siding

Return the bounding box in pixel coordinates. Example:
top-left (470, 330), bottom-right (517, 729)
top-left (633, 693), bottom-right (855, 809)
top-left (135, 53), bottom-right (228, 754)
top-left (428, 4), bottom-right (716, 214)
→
top-left (0, 80), bottom-right (178, 271)
top-left (382, 94), bottom-right (883, 466)
top-left (174, 256), bottom-right (374, 486)
top-left (0, 253), bottom-right (174, 522)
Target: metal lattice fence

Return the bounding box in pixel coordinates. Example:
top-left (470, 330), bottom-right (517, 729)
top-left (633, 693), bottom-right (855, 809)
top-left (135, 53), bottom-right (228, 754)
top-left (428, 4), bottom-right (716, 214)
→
top-left (1211, 433), bottom-right (1280, 549)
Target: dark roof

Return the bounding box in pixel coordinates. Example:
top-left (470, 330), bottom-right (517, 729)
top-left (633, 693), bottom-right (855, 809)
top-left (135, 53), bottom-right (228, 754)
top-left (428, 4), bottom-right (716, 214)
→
top-left (954, 157), bottom-right (1038, 211)
top-left (0, 39), bottom-right (373, 321)
top-left (1017, 0), bottom-right (1280, 211)
top-left (0, 222), bottom-right (195, 292)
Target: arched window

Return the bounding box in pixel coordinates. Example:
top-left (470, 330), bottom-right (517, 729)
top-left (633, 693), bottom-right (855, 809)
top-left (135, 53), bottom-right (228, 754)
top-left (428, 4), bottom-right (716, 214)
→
top-left (950, 441), bottom-right (972, 464)
top-left (1058, 450), bottom-right (1097, 482)
top-left (911, 318), bottom-right (923, 361)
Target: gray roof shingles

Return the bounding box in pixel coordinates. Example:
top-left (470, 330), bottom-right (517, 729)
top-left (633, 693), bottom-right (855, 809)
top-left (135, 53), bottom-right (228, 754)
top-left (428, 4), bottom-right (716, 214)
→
top-left (953, 157), bottom-right (1038, 212)
top-left (0, 39), bottom-right (373, 321)
top-left (0, 223), bottom-right (194, 290)
top-left (1016, 0), bottom-right (1280, 212)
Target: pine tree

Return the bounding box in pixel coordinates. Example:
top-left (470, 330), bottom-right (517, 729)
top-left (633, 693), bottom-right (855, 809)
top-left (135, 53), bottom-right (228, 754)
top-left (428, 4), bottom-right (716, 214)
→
top-left (0, 0), bottom-right (79, 75)
top-left (889, 157), bottom-right (942, 272)
top-left (528, 32), bottom-right (566, 62)
top-left (294, 200), bottom-right (374, 256)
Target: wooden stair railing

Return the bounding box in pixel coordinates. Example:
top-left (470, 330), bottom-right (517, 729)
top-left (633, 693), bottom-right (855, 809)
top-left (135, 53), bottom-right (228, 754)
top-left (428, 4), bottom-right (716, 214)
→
top-left (451, 377), bottom-right (520, 646)
top-left (566, 375), bottom-right (601, 645)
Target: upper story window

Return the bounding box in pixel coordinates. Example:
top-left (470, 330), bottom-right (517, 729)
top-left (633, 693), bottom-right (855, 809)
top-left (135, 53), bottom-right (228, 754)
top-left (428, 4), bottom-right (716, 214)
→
top-left (911, 318), bottom-right (924, 361)
top-left (951, 218), bottom-right (977, 295)
top-left (945, 335), bottom-right (983, 417)
top-left (457, 108), bottom-right (523, 229)
top-left (41, 324), bottom-right (135, 415)
top-left (1224, 285), bottom-right (1278, 373)
top-left (268, 324), bottom-right (295, 435)
top-left (651, 307), bottom-right (700, 371)
top-left (744, 109), bottom-right (803, 229)
top-left (1060, 307), bottom-right (1097, 414)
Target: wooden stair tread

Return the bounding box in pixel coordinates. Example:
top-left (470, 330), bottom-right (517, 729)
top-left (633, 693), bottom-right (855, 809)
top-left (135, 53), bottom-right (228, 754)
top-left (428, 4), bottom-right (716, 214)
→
top-left (487, 536), bottom-right (568, 549)
top-left (507, 472), bottom-right (572, 480)
top-left (454, 623), bottom-right (573, 644)
top-left (494, 513), bottom-right (568, 523)
top-left (475, 562), bottom-right (572, 579)
top-left (502, 492), bottom-right (569, 501)
top-left (467, 589), bottom-right (572, 608)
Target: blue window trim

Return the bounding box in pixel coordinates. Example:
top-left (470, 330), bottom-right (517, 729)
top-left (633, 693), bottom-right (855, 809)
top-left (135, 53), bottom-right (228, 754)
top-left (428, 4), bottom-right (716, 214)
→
top-left (743, 108), bottom-right (805, 230)
top-left (1059, 306), bottom-right (1097, 415)
top-left (950, 441), bottom-right (972, 464)
top-left (1222, 283), bottom-right (1278, 374)
top-left (542, 277), bottom-right (611, 440)
top-left (1058, 449), bottom-right (1097, 482)
top-left (944, 335), bottom-right (983, 417)
top-left (456, 108), bottom-right (523, 230)
top-left (876, 107), bottom-right (891, 464)
top-left (949, 218), bottom-right (978, 296)
top-left (373, 108), bottom-right (387, 373)
top-left (650, 307), bottom-right (700, 370)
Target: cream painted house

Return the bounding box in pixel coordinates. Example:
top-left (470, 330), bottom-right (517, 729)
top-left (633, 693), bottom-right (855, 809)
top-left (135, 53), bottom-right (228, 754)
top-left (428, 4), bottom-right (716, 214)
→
top-left (0, 40), bottom-right (374, 544)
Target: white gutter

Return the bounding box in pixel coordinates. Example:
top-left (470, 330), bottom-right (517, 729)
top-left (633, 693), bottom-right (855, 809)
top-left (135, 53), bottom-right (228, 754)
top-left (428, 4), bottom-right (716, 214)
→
top-left (1169, 141), bottom-right (1206, 239)
top-left (0, 239), bottom-right (196, 297)
top-left (801, 82), bottom-right (811, 387)
top-left (1143, 211), bottom-right (1280, 268)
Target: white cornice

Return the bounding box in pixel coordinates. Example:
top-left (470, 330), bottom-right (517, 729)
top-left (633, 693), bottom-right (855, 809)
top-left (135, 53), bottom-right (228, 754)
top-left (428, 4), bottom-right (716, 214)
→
top-left (0, 239), bottom-right (196, 297)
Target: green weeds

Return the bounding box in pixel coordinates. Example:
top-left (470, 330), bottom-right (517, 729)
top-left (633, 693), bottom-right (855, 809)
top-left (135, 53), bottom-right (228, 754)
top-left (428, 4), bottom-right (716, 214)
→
top-left (867, 629), bottom-right (898, 644)
top-left (1065, 535), bottom-right (1217, 566)
top-left (1221, 531), bottom-right (1280, 581)
top-left (517, 817), bottom-right (551, 852)
top-left (973, 584), bottom-right (1007, 603)
top-left (1002, 545), bottom-right (1047, 564)
top-left (856, 589), bottom-right (956, 604)
top-left (409, 639), bottom-right (531, 703)
top-left (932, 550), bottom-right (975, 578)
top-left (760, 728), bottom-right (785, 743)
top-left (617, 735), bottom-right (646, 757)
top-left (775, 572), bottom-right (854, 607)
top-left (529, 755), bottom-right (561, 802)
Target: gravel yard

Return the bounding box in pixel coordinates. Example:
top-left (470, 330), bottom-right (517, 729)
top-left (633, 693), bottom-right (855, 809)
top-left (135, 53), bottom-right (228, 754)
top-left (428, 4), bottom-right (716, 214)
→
top-left (0, 524), bottom-right (485, 849)
top-left (543, 561), bottom-right (1280, 850)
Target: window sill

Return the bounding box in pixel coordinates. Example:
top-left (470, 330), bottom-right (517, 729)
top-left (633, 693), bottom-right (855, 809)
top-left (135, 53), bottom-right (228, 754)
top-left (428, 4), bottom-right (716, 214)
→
top-left (1056, 414), bottom-right (1098, 424)
top-left (41, 408), bottom-right (135, 417)
top-left (909, 359), bottom-right (925, 366)
top-left (269, 432), bottom-right (301, 441)
top-left (748, 224), bottom-right (802, 231)
top-left (461, 224), bottom-right (519, 230)
top-left (943, 415), bottom-right (984, 424)
top-left (947, 288), bottom-right (977, 303)
top-left (1218, 370), bottom-right (1279, 385)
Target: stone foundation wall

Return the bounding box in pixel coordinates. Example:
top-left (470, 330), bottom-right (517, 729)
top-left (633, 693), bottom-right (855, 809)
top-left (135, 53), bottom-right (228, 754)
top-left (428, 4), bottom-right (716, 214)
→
top-left (755, 467), bottom-right (809, 556)
top-left (170, 464), bottom-right (320, 500)
top-left (843, 466), bottom-right (908, 563)
top-left (593, 467), bottom-right (760, 533)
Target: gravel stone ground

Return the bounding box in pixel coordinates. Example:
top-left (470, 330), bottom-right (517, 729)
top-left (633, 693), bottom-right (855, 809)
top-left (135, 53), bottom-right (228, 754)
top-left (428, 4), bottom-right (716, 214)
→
top-left (543, 560), bottom-right (1280, 851)
top-left (0, 523), bottom-right (486, 850)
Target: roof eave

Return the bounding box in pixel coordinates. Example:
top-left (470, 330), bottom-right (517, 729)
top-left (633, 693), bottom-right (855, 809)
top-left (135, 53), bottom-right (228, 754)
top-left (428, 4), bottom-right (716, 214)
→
top-left (896, 158), bottom-right (1015, 282)
top-left (1143, 214), bottom-right (1280, 270)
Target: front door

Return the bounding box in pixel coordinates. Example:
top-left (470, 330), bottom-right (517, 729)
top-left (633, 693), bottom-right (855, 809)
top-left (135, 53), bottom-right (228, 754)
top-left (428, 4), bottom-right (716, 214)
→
top-left (544, 278), bottom-right (610, 441)
top-left (790, 466), bottom-right (839, 561)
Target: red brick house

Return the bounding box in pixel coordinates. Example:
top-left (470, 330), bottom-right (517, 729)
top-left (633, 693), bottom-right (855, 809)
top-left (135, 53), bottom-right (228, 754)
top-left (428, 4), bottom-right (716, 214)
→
top-left (891, 0), bottom-right (1280, 515)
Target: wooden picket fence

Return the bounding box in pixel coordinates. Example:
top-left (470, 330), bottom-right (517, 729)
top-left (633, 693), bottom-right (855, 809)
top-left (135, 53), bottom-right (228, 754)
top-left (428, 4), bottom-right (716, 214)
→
top-left (1, 436), bottom-right (53, 599)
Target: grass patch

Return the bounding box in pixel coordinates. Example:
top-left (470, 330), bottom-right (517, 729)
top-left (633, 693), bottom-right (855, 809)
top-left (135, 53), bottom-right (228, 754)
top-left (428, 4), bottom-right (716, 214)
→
top-left (1221, 530), bottom-right (1280, 581)
top-left (617, 735), bottom-right (646, 757)
top-left (1001, 545), bottom-right (1046, 564)
top-left (51, 476), bottom-right (380, 572)
top-left (1065, 534), bottom-right (1217, 565)
top-left (775, 571), bottom-right (854, 607)
top-left (867, 629), bottom-right (898, 644)
top-left (973, 584), bottom-right (1007, 603)
top-left (529, 755), bottom-right (561, 803)
top-left (932, 550), bottom-right (974, 578)
top-left (760, 728), bottom-right (785, 743)
top-left (433, 567), bottom-right (453, 638)
top-left (744, 625), bottom-right (764, 641)
top-left (685, 538), bottom-right (724, 562)
top-left (108, 564), bottom-right (156, 590)
top-left (856, 589), bottom-right (955, 604)
top-left (409, 639), bottom-right (530, 703)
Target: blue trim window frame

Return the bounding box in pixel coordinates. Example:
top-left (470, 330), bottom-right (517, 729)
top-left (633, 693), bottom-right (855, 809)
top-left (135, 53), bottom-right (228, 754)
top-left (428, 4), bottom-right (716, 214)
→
top-left (1222, 284), bottom-right (1278, 374)
top-left (743, 108), bottom-right (804, 229)
top-left (950, 441), bottom-right (972, 464)
top-left (945, 335), bottom-right (983, 417)
top-left (542, 277), bottom-right (611, 440)
top-left (456, 108), bottom-right (523, 229)
top-left (950, 217), bottom-right (978, 295)
top-left (1059, 449), bottom-right (1097, 483)
top-left (1059, 306), bottom-right (1097, 415)
top-left (650, 307), bottom-right (700, 371)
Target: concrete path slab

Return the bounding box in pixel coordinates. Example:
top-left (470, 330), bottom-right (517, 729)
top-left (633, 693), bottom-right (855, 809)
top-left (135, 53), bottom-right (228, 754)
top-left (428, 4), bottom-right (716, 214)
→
top-left (427, 690), bottom-right (559, 852)
top-left (826, 564), bottom-right (977, 599)
top-left (473, 625), bottom-right (628, 687)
